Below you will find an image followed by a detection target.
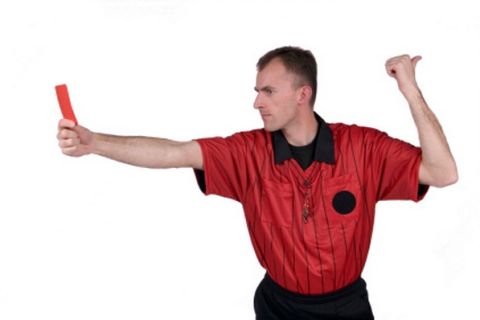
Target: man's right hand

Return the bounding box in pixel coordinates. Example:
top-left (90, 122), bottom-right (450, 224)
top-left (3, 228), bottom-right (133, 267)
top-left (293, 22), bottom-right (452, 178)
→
top-left (57, 119), bottom-right (94, 157)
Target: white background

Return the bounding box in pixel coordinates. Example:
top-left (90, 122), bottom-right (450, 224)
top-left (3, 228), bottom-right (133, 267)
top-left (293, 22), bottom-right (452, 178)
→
top-left (1, 0), bottom-right (479, 319)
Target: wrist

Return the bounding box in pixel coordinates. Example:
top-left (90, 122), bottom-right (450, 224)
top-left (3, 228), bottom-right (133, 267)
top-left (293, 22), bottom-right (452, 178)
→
top-left (401, 84), bottom-right (422, 102)
top-left (89, 132), bottom-right (103, 155)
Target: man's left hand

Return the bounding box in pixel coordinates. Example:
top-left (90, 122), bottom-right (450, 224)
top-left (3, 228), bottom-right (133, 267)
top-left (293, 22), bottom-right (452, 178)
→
top-left (385, 54), bottom-right (422, 98)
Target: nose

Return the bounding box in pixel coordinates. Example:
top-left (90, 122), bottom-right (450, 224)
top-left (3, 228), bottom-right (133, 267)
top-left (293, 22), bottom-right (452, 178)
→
top-left (253, 93), bottom-right (263, 110)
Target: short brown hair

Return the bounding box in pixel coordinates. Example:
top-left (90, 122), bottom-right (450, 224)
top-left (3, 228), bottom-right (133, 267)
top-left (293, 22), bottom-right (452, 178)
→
top-left (257, 46), bottom-right (317, 107)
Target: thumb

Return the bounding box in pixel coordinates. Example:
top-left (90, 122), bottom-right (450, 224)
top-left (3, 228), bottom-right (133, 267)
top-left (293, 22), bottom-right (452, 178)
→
top-left (412, 55), bottom-right (422, 69)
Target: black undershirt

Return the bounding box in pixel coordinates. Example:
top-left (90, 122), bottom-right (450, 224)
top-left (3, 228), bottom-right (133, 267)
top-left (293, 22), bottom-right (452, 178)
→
top-left (289, 135), bottom-right (317, 171)
top-left (195, 136), bottom-right (317, 193)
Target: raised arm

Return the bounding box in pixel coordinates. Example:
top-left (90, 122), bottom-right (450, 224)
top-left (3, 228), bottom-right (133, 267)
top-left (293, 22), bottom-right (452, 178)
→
top-left (57, 119), bottom-right (203, 170)
top-left (385, 54), bottom-right (458, 187)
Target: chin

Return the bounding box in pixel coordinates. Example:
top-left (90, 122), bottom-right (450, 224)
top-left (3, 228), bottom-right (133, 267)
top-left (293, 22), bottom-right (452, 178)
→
top-left (263, 124), bottom-right (280, 132)
top-left (262, 118), bottom-right (282, 132)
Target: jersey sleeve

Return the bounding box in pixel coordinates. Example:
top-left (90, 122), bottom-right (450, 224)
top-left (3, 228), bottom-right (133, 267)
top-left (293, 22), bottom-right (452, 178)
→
top-left (193, 132), bottom-right (258, 202)
top-left (364, 128), bottom-right (429, 202)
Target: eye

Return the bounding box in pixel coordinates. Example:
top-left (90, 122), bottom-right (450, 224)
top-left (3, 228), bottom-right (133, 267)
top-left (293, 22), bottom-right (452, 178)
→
top-left (265, 88), bottom-right (273, 95)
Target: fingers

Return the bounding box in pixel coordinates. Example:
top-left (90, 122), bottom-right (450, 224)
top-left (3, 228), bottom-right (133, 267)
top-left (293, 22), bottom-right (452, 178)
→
top-left (385, 55), bottom-right (408, 74)
top-left (412, 55), bottom-right (422, 69)
top-left (385, 54), bottom-right (422, 97)
top-left (57, 132), bottom-right (81, 156)
top-left (61, 146), bottom-right (80, 156)
top-left (57, 127), bottom-right (77, 140)
top-left (57, 124), bottom-right (78, 145)
top-left (57, 118), bottom-right (80, 155)
top-left (385, 55), bottom-right (403, 77)
top-left (385, 63), bottom-right (397, 77)
top-left (385, 54), bottom-right (421, 69)
top-left (58, 137), bottom-right (80, 148)
top-left (385, 54), bottom-right (423, 79)
top-left (56, 118), bottom-right (93, 157)
top-left (58, 134), bottom-right (84, 157)
top-left (58, 118), bottom-right (76, 129)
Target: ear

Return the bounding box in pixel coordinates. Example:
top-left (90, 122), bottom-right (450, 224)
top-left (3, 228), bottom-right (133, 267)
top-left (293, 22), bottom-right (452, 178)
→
top-left (297, 85), bottom-right (313, 106)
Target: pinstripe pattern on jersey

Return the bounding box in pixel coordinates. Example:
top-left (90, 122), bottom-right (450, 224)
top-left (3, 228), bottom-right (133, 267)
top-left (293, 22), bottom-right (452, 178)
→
top-left (194, 114), bottom-right (426, 294)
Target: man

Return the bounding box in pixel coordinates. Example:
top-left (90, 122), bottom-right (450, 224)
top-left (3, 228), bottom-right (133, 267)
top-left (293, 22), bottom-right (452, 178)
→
top-left (57, 46), bottom-right (458, 319)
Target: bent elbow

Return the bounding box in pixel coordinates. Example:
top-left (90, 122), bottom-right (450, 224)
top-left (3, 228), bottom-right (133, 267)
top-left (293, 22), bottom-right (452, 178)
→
top-left (435, 177), bottom-right (458, 188)
top-left (433, 168), bottom-right (459, 188)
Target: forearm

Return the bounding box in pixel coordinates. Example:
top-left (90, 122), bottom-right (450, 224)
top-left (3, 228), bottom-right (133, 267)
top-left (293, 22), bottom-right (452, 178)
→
top-left (385, 54), bottom-right (458, 187)
top-left (91, 133), bottom-right (194, 169)
top-left (404, 88), bottom-right (458, 186)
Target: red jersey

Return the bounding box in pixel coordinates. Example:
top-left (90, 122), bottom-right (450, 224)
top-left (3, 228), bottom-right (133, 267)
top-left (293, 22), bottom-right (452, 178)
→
top-left (194, 114), bottom-right (427, 294)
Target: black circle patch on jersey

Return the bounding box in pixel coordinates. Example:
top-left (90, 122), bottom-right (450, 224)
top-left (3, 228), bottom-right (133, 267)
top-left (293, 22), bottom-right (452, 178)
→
top-left (332, 191), bottom-right (356, 215)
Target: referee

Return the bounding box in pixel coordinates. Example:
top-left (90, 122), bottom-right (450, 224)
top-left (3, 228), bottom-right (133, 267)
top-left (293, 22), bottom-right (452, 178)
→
top-left (57, 46), bottom-right (458, 319)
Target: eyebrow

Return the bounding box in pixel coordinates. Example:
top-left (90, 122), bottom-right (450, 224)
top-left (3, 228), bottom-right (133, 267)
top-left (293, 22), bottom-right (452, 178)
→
top-left (254, 86), bottom-right (274, 92)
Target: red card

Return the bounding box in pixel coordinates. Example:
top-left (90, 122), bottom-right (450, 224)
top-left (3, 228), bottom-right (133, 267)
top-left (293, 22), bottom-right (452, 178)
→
top-left (55, 84), bottom-right (78, 125)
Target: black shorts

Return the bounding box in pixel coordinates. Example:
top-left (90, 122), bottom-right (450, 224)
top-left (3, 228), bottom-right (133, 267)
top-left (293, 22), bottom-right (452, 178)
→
top-left (254, 274), bottom-right (374, 320)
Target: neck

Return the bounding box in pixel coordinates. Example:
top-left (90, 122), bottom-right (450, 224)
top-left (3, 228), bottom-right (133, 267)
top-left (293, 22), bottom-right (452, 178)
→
top-left (283, 109), bottom-right (318, 146)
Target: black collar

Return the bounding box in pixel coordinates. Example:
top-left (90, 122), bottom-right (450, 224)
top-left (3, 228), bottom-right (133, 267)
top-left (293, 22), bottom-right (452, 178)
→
top-left (271, 113), bottom-right (335, 165)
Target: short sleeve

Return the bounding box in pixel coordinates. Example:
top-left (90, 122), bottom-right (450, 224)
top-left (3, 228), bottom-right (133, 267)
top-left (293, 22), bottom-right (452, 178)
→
top-left (364, 128), bottom-right (429, 202)
top-left (193, 131), bottom-right (259, 202)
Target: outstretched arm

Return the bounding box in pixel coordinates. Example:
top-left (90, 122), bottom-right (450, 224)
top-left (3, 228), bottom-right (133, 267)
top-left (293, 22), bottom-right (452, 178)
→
top-left (385, 55), bottom-right (458, 188)
top-left (57, 119), bottom-right (203, 170)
